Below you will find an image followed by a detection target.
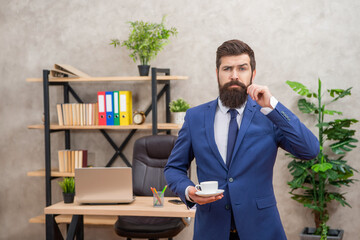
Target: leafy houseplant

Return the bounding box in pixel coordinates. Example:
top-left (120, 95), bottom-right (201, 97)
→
top-left (169, 98), bottom-right (190, 113)
top-left (58, 177), bottom-right (75, 203)
top-left (286, 79), bottom-right (358, 240)
top-left (110, 16), bottom-right (177, 76)
top-left (169, 98), bottom-right (190, 125)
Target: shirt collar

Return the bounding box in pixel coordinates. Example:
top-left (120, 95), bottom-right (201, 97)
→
top-left (217, 97), bottom-right (247, 116)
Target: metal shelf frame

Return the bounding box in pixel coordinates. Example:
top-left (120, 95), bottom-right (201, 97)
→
top-left (42, 68), bottom-right (172, 239)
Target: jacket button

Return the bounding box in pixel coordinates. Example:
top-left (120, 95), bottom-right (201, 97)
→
top-left (225, 204), bottom-right (230, 210)
top-left (229, 178), bottom-right (234, 182)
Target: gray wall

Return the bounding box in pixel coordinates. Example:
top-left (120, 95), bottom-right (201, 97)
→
top-left (1, 0), bottom-right (359, 239)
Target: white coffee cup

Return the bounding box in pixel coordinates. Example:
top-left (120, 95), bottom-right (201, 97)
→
top-left (195, 181), bottom-right (218, 193)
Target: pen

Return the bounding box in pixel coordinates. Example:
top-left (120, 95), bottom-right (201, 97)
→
top-left (160, 185), bottom-right (167, 197)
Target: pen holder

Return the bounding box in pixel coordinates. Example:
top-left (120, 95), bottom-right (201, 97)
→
top-left (153, 193), bottom-right (164, 207)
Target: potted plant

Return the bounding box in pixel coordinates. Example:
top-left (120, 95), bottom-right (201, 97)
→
top-left (169, 98), bottom-right (190, 125)
top-left (58, 177), bottom-right (75, 204)
top-left (110, 16), bottom-right (177, 76)
top-left (286, 79), bottom-right (358, 240)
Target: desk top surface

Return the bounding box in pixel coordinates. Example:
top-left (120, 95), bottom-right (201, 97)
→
top-left (44, 196), bottom-right (195, 218)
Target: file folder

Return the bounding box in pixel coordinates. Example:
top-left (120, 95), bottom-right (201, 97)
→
top-left (97, 92), bottom-right (106, 125)
top-left (105, 91), bottom-right (114, 125)
top-left (113, 91), bottom-right (120, 125)
top-left (119, 91), bottom-right (132, 125)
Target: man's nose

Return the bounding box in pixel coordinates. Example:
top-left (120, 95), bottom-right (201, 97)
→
top-left (230, 70), bottom-right (239, 80)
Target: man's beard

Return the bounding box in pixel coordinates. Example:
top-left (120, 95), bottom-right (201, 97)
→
top-left (218, 80), bottom-right (249, 109)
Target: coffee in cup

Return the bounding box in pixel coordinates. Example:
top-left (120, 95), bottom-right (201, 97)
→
top-left (195, 181), bottom-right (218, 193)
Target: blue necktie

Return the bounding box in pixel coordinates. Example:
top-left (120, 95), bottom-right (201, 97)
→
top-left (226, 109), bottom-right (238, 168)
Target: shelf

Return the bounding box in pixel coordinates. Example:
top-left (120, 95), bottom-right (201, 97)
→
top-left (30, 215), bottom-right (117, 225)
top-left (28, 123), bottom-right (182, 130)
top-left (27, 169), bottom-right (74, 177)
top-left (26, 75), bottom-right (188, 82)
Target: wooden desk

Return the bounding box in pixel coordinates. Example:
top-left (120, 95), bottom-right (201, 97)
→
top-left (44, 197), bottom-right (195, 240)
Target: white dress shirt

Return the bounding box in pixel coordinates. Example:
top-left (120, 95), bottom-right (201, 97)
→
top-left (185, 96), bottom-right (278, 200)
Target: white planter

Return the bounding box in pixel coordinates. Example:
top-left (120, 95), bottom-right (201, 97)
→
top-left (171, 112), bottom-right (186, 125)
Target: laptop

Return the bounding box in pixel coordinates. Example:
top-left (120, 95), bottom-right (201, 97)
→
top-left (75, 167), bottom-right (135, 204)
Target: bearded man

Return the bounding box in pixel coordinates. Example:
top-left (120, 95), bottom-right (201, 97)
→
top-left (164, 39), bottom-right (319, 240)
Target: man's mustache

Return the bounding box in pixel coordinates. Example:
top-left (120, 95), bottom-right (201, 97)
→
top-left (223, 80), bottom-right (248, 91)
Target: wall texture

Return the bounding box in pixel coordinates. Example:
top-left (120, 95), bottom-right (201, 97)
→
top-left (1, 0), bottom-right (359, 239)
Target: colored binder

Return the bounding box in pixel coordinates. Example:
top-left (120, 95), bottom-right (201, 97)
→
top-left (119, 91), bottom-right (132, 125)
top-left (113, 91), bottom-right (120, 125)
top-left (97, 92), bottom-right (106, 125)
top-left (105, 91), bottom-right (114, 125)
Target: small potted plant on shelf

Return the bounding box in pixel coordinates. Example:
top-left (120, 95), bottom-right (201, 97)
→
top-left (110, 16), bottom-right (177, 76)
top-left (169, 98), bottom-right (190, 125)
top-left (286, 79), bottom-right (358, 240)
top-left (58, 177), bottom-right (75, 204)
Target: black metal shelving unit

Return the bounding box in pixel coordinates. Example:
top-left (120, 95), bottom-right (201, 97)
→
top-left (40, 68), bottom-right (175, 239)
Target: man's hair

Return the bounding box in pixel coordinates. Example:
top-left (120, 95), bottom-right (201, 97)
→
top-left (216, 39), bottom-right (256, 71)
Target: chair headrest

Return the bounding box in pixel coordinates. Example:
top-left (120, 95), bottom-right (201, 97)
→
top-left (144, 135), bottom-right (177, 159)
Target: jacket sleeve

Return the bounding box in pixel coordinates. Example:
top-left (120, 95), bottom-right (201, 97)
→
top-left (164, 112), bottom-right (196, 208)
top-left (267, 102), bottom-right (320, 160)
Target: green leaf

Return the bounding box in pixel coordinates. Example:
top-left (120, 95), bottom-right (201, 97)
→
top-left (328, 87), bottom-right (352, 102)
top-left (323, 109), bottom-right (343, 115)
top-left (304, 203), bottom-right (322, 212)
top-left (330, 138), bottom-right (358, 154)
top-left (325, 169), bottom-right (339, 181)
top-left (286, 81), bottom-right (317, 98)
top-left (298, 99), bottom-right (316, 113)
top-left (311, 163), bottom-right (333, 173)
top-left (323, 119), bottom-right (358, 140)
top-left (327, 192), bottom-right (351, 207)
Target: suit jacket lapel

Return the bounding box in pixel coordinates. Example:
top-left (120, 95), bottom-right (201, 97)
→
top-left (205, 99), bottom-right (228, 170)
top-left (230, 96), bottom-right (257, 165)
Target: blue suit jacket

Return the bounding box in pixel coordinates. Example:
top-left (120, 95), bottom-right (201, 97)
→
top-left (164, 96), bottom-right (319, 240)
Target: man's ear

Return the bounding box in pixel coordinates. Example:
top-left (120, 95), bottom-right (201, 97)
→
top-left (252, 69), bottom-right (256, 82)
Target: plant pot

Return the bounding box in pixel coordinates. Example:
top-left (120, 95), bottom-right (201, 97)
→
top-left (138, 65), bottom-right (150, 76)
top-left (63, 192), bottom-right (75, 204)
top-left (171, 112), bottom-right (186, 125)
top-left (300, 227), bottom-right (344, 240)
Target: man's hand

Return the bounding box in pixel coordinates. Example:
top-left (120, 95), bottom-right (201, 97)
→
top-left (247, 84), bottom-right (273, 108)
top-left (188, 186), bottom-right (223, 205)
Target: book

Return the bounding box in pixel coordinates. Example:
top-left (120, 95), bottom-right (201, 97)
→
top-left (58, 151), bottom-right (65, 172)
top-left (50, 69), bottom-right (77, 78)
top-left (56, 104), bottom-right (64, 126)
top-left (54, 64), bottom-right (91, 78)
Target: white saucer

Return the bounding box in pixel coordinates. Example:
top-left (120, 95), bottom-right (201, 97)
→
top-left (195, 189), bottom-right (224, 197)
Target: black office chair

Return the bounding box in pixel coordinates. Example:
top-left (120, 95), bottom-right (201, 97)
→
top-left (114, 135), bottom-right (190, 240)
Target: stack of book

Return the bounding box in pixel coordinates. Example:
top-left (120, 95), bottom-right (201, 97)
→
top-left (57, 103), bottom-right (98, 126)
top-left (58, 150), bottom-right (88, 173)
top-left (98, 91), bottom-right (133, 126)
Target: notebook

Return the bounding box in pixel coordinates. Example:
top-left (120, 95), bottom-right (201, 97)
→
top-left (75, 167), bottom-right (135, 204)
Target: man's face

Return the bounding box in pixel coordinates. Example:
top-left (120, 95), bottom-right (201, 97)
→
top-left (217, 54), bottom-right (256, 108)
